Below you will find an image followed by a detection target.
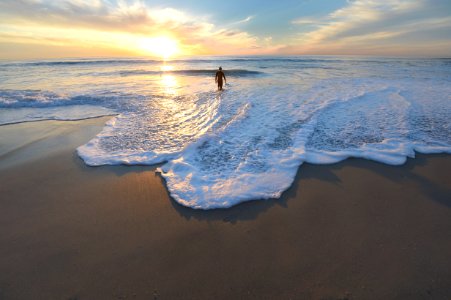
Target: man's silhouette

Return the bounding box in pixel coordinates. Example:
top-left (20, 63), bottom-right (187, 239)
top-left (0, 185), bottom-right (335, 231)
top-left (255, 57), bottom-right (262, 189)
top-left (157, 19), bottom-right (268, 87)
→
top-left (215, 67), bottom-right (226, 91)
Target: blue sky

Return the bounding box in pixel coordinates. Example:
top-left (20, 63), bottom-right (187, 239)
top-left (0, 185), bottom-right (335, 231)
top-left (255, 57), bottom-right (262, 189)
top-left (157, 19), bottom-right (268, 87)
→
top-left (0, 0), bottom-right (450, 59)
top-left (149, 0), bottom-right (348, 40)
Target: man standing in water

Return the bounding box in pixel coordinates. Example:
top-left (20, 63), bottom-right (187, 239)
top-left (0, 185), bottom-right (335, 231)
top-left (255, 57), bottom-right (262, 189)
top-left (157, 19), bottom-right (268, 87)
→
top-left (215, 67), bottom-right (226, 91)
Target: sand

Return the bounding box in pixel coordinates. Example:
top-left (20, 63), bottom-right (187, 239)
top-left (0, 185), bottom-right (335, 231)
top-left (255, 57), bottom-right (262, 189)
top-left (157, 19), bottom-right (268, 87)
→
top-left (0, 117), bottom-right (450, 300)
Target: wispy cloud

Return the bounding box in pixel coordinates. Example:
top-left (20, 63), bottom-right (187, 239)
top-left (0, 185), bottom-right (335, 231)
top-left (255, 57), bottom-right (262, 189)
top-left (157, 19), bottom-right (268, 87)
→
top-left (288, 0), bottom-right (451, 56)
top-left (291, 17), bottom-right (324, 26)
top-left (232, 15), bottom-right (254, 25)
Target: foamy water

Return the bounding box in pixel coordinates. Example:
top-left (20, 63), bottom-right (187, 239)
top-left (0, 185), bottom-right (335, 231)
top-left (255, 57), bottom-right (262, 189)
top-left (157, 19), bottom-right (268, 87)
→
top-left (1, 56), bottom-right (450, 209)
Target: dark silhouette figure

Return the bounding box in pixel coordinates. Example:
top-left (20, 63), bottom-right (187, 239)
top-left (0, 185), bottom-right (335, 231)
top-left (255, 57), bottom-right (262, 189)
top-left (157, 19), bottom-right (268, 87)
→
top-left (215, 67), bottom-right (226, 90)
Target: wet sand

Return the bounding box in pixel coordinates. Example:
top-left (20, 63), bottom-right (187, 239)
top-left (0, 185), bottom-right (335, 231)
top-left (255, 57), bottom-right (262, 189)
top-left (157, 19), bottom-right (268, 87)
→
top-left (0, 118), bottom-right (450, 300)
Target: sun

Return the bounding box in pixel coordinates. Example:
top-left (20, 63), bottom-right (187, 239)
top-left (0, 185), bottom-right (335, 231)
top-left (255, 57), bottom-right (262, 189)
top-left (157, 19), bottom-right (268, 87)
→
top-left (139, 36), bottom-right (179, 59)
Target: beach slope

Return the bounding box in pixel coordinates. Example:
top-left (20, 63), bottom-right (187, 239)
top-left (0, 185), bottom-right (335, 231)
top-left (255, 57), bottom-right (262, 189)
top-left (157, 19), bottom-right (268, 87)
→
top-left (0, 118), bottom-right (450, 299)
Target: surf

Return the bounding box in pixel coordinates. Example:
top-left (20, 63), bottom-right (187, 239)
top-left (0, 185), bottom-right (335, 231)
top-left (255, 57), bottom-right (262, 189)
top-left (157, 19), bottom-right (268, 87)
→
top-left (1, 56), bottom-right (450, 209)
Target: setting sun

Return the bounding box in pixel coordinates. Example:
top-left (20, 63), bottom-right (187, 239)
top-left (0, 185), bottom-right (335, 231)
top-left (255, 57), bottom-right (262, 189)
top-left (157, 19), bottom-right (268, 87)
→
top-left (139, 36), bottom-right (179, 59)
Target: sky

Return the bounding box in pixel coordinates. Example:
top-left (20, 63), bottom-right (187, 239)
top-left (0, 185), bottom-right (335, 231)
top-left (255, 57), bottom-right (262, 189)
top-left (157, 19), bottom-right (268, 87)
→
top-left (0, 0), bottom-right (450, 59)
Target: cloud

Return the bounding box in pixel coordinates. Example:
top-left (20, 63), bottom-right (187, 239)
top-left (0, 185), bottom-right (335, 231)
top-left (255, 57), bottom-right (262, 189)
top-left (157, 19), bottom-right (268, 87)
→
top-left (0, 0), bottom-right (283, 58)
top-left (291, 18), bottom-right (324, 26)
top-left (0, 0), bottom-right (193, 34)
top-left (231, 15), bottom-right (254, 25)
top-left (288, 0), bottom-right (451, 56)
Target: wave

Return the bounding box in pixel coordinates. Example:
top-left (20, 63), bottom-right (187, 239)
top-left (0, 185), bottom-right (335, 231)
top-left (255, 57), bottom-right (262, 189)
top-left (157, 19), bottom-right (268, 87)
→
top-left (0, 89), bottom-right (139, 109)
top-left (1, 56), bottom-right (426, 68)
top-left (157, 81), bottom-right (451, 209)
top-left (0, 90), bottom-right (68, 108)
top-left (0, 59), bottom-right (161, 67)
top-left (0, 57), bottom-right (333, 67)
top-left (119, 69), bottom-right (264, 77)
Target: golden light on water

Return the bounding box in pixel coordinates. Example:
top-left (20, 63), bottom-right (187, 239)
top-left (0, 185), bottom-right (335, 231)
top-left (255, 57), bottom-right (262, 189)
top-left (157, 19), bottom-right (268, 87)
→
top-left (160, 74), bottom-right (178, 95)
top-left (139, 36), bottom-right (179, 59)
top-left (161, 65), bottom-right (175, 72)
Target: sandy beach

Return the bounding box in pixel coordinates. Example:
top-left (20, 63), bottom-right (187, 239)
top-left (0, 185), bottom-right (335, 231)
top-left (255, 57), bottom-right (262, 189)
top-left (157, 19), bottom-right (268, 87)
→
top-left (0, 117), bottom-right (450, 300)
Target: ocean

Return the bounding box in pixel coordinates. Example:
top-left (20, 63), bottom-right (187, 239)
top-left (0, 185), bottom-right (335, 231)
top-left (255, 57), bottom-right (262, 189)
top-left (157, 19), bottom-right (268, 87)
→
top-left (1, 56), bottom-right (450, 209)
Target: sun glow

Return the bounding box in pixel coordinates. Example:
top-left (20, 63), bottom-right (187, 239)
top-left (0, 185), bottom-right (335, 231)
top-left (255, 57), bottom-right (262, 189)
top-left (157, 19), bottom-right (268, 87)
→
top-left (139, 36), bottom-right (179, 59)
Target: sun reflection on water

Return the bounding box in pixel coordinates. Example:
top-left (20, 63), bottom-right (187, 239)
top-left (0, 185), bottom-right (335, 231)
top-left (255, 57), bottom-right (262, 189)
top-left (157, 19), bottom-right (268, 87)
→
top-left (160, 74), bottom-right (178, 96)
top-left (160, 65), bottom-right (174, 72)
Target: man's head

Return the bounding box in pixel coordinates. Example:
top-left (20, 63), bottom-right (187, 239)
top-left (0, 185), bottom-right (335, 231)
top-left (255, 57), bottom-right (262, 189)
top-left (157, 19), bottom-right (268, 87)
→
top-left (219, 67), bottom-right (222, 70)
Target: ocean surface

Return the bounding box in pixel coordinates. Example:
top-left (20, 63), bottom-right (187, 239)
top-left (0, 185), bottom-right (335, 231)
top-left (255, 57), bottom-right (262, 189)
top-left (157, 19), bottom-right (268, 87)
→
top-left (1, 56), bottom-right (450, 209)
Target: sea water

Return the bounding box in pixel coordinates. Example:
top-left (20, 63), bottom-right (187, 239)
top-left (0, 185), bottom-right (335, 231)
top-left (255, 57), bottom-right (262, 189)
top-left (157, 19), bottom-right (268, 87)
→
top-left (1, 56), bottom-right (450, 209)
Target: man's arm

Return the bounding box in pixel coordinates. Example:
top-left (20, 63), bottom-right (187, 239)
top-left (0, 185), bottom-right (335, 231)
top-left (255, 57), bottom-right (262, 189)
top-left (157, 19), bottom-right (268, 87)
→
top-left (223, 73), bottom-right (226, 83)
top-left (215, 72), bottom-right (218, 83)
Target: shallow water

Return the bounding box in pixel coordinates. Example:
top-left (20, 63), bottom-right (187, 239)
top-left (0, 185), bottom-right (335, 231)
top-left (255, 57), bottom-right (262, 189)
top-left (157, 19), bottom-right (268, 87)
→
top-left (1, 56), bottom-right (450, 209)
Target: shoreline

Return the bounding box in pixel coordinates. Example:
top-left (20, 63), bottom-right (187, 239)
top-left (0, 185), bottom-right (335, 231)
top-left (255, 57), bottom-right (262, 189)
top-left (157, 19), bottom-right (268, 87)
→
top-left (1, 118), bottom-right (450, 299)
top-left (0, 114), bottom-right (119, 127)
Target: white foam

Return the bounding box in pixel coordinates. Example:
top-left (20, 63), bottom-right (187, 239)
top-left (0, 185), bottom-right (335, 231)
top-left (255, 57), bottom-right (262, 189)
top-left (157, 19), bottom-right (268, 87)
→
top-left (157, 78), bottom-right (450, 209)
top-left (77, 116), bottom-right (181, 165)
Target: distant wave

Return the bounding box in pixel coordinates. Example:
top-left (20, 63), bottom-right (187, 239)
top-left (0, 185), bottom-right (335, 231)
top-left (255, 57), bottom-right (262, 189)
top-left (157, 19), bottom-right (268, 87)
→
top-left (0, 59), bottom-right (160, 67)
top-left (119, 69), bottom-right (264, 77)
top-left (1, 57), bottom-right (444, 68)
